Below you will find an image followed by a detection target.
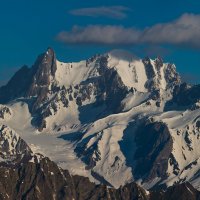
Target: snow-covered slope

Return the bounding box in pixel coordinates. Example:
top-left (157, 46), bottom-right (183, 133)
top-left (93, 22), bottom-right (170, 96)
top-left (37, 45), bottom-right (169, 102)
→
top-left (1, 48), bottom-right (200, 190)
top-left (150, 108), bottom-right (200, 189)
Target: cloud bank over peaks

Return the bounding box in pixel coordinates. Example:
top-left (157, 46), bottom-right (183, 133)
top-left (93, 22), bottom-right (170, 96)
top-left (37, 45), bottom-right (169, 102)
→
top-left (57, 13), bottom-right (200, 49)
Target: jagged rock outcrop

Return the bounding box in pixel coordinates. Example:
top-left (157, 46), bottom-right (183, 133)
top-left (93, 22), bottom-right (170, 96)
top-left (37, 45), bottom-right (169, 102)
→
top-left (0, 125), bottom-right (32, 166)
top-left (0, 155), bottom-right (149, 200)
top-left (150, 182), bottom-right (200, 200)
top-left (0, 151), bottom-right (200, 199)
top-left (26, 48), bottom-right (57, 112)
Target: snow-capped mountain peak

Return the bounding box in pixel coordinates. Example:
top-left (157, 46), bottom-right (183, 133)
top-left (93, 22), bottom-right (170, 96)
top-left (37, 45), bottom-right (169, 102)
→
top-left (0, 48), bottom-right (198, 191)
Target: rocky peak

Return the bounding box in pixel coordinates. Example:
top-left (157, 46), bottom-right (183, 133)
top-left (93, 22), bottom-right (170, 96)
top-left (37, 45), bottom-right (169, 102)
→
top-left (26, 47), bottom-right (57, 96)
top-left (0, 125), bottom-right (32, 165)
top-left (0, 48), bottom-right (57, 107)
top-left (22, 48), bottom-right (58, 112)
top-left (154, 56), bottom-right (164, 70)
top-left (143, 56), bottom-right (180, 92)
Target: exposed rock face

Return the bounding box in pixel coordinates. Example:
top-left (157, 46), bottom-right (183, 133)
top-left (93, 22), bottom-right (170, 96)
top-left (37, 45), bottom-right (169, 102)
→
top-left (0, 151), bottom-right (200, 199)
top-left (134, 122), bottom-right (173, 181)
top-left (26, 48), bottom-right (57, 112)
top-left (0, 157), bottom-right (149, 200)
top-left (142, 57), bottom-right (180, 92)
top-left (0, 48), bottom-right (57, 105)
top-left (170, 83), bottom-right (200, 107)
top-left (0, 65), bottom-right (31, 103)
top-left (150, 182), bottom-right (200, 200)
top-left (72, 177), bottom-right (149, 200)
top-left (75, 132), bottom-right (102, 170)
top-left (143, 57), bottom-right (157, 91)
top-left (0, 48), bottom-right (57, 104)
top-left (26, 48), bottom-right (57, 95)
top-left (0, 157), bottom-right (76, 200)
top-left (164, 63), bottom-right (181, 88)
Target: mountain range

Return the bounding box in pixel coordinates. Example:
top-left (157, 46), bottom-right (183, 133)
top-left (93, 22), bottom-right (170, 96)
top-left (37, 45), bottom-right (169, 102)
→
top-left (1, 47), bottom-right (200, 199)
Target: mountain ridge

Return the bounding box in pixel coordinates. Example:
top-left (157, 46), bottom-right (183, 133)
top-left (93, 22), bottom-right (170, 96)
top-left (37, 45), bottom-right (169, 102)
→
top-left (0, 47), bottom-right (200, 192)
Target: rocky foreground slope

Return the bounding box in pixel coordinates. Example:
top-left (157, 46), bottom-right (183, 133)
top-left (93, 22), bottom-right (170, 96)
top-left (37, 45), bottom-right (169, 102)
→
top-left (0, 48), bottom-right (200, 192)
top-left (0, 125), bottom-right (199, 200)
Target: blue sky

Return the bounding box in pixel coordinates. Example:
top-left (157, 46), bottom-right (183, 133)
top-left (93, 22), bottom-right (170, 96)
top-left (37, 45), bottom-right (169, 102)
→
top-left (0, 0), bottom-right (200, 85)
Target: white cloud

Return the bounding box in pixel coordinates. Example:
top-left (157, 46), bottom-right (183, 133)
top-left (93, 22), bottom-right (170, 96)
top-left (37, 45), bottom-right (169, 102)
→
top-left (57, 14), bottom-right (200, 48)
top-left (57, 25), bottom-right (140, 45)
top-left (69, 6), bottom-right (130, 19)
